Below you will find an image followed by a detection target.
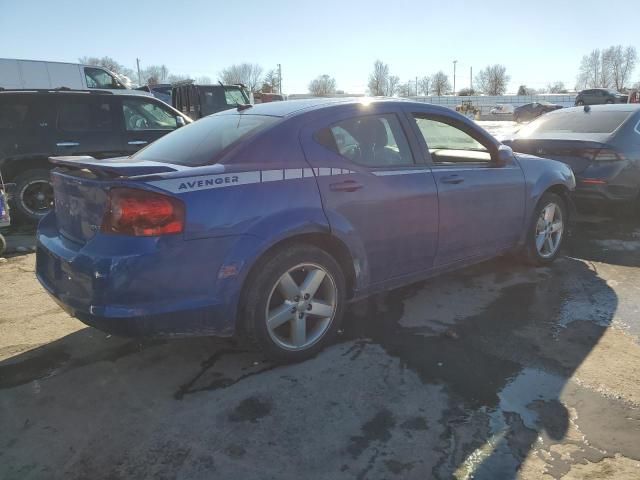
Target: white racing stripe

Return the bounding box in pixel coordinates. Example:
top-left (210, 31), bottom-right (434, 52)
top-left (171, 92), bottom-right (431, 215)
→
top-left (148, 166), bottom-right (424, 194)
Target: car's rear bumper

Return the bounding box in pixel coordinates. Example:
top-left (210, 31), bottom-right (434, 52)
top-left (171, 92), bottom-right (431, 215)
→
top-left (36, 212), bottom-right (248, 337)
top-left (573, 182), bottom-right (639, 203)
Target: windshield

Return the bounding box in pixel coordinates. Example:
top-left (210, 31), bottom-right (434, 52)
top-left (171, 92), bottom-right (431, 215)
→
top-left (518, 110), bottom-right (633, 135)
top-left (132, 114), bottom-right (279, 166)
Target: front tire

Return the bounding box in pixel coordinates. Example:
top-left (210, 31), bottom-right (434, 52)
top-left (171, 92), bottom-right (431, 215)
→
top-left (523, 193), bottom-right (567, 266)
top-left (240, 244), bottom-right (346, 363)
top-left (12, 169), bottom-right (54, 223)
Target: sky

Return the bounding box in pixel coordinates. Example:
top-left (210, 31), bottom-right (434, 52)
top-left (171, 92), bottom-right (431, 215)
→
top-left (1, 0), bottom-right (638, 94)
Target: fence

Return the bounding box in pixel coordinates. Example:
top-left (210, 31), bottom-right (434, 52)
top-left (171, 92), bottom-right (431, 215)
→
top-left (408, 94), bottom-right (578, 115)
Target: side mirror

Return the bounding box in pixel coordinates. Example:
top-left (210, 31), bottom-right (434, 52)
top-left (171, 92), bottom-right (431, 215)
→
top-left (494, 145), bottom-right (513, 166)
top-left (176, 116), bottom-right (186, 128)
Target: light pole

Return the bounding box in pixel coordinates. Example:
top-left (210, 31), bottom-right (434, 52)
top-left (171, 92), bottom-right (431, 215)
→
top-left (277, 64), bottom-right (282, 94)
top-left (453, 60), bottom-right (457, 95)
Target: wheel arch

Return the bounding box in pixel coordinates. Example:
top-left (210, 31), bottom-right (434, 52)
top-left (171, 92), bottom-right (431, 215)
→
top-left (242, 232), bottom-right (358, 301)
top-left (0, 156), bottom-right (51, 182)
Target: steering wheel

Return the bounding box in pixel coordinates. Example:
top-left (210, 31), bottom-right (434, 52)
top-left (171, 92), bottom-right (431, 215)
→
top-left (128, 114), bottom-right (149, 130)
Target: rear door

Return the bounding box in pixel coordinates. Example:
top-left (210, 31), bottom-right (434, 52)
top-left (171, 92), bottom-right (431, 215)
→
top-left (301, 105), bottom-right (439, 284)
top-left (53, 94), bottom-right (124, 159)
top-left (408, 111), bottom-right (525, 266)
top-left (121, 96), bottom-right (180, 155)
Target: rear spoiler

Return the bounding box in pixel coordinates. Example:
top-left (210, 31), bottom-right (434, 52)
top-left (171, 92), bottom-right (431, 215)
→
top-left (49, 156), bottom-right (183, 177)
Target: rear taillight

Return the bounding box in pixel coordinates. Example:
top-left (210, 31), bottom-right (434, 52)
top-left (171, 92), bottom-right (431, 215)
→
top-left (578, 148), bottom-right (624, 162)
top-left (101, 188), bottom-right (184, 236)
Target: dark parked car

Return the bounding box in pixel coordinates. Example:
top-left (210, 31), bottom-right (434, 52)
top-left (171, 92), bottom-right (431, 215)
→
top-left (513, 101), bottom-right (563, 123)
top-left (172, 82), bottom-right (251, 120)
top-left (575, 88), bottom-right (628, 106)
top-left (0, 89), bottom-right (191, 222)
top-left (136, 83), bottom-right (172, 104)
top-left (505, 104), bottom-right (640, 208)
top-left (36, 98), bottom-right (575, 362)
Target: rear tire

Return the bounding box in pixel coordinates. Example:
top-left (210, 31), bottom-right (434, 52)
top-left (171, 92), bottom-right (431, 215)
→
top-left (522, 193), bottom-right (567, 266)
top-left (12, 169), bottom-right (53, 223)
top-left (240, 244), bottom-right (346, 363)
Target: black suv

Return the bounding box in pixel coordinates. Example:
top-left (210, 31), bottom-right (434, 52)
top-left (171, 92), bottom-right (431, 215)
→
top-left (575, 88), bottom-right (628, 106)
top-left (0, 90), bottom-right (191, 222)
top-left (172, 82), bottom-right (251, 120)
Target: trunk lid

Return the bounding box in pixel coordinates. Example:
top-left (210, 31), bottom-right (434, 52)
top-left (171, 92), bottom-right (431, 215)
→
top-left (49, 156), bottom-right (183, 244)
top-left (507, 138), bottom-right (613, 174)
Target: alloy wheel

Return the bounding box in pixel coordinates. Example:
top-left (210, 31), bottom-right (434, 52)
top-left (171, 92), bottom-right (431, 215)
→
top-left (535, 202), bottom-right (564, 258)
top-left (265, 263), bottom-right (337, 351)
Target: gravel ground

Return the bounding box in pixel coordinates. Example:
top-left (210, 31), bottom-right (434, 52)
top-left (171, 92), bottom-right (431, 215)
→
top-left (2, 121), bottom-right (640, 479)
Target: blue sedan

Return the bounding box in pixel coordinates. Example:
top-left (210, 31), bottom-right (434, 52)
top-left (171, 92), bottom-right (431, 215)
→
top-left (36, 99), bottom-right (575, 362)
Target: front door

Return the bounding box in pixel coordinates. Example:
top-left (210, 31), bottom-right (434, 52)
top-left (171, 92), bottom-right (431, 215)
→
top-left (408, 112), bottom-right (525, 267)
top-left (121, 97), bottom-right (181, 155)
top-left (301, 106), bottom-right (439, 285)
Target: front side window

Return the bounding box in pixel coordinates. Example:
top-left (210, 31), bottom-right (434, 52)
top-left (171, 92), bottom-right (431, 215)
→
top-left (122, 98), bottom-right (178, 131)
top-left (413, 116), bottom-right (491, 164)
top-left (84, 67), bottom-right (120, 89)
top-left (315, 114), bottom-right (414, 168)
top-left (57, 100), bottom-right (112, 132)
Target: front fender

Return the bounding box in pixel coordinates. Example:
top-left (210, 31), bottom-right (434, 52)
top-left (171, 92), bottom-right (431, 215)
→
top-left (516, 153), bottom-right (576, 241)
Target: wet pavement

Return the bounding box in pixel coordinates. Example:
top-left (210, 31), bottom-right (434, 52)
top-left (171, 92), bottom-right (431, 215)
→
top-left (1, 216), bottom-right (640, 478)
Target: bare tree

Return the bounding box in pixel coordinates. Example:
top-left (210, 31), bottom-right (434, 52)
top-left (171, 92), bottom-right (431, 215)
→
top-left (457, 88), bottom-right (475, 96)
top-left (386, 75), bottom-right (400, 96)
top-left (308, 74), bottom-right (337, 96)
top-left (167, 73), bottom-right (190, 83)
top-left (545, 81), bottom-right (567, 94)
top-left (475, 65), bottom-right (510, 95)
top-left (577, 46), bottom-right (637, 90)
top-left (263, 69), bottom-right (280, 93)
top-left (220, 63), bottom-right (264, 92)
top-left (368, 60), bottom-right (390, 96)
top-left (609, 45), bottom-right (638, 91)
top-left (418, 76), bottom-right (431, 96)
top-left (142, 65), bottom-right (170, 85)
top-left (397, 81), bottom-right (411, 97)
top-left (195, 76), bottom-right (212, 84)
top-left (431, 71), bottom-right (451, 96)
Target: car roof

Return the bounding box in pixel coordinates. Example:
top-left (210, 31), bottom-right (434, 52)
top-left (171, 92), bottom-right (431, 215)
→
top-left (0, 89), bottom-right (157, 99)
top-left (555, 104), bottom-right (640, 114)
top-left (221, 96), bottom-right (431, 118)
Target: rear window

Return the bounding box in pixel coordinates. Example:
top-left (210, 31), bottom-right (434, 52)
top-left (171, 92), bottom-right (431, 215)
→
top-left (132, 114), bottom-right (279, 166)
top-left (520, 110), bottom-right (633, 136)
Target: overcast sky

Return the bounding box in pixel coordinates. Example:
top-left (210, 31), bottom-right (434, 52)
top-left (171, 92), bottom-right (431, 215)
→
top-left (1, 0), bottom-right (638, 94)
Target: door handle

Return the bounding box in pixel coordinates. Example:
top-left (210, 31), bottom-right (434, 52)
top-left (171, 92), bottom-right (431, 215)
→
top-left (329, 180), bottom-right (363, 192)
top-left (56, 142), bottom-right (79, 147)
top-left (128, 140), bottom-right (148, 145)
top-left (441, 175), bottom-right (464, 185)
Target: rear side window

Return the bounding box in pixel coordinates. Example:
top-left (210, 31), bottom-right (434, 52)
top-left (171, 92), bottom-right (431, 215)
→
top-left (0, 98), bottom-right (30, 129)
top-left (314, 114), bottom-right (414, 167)
top-left (520, 110), bottom-right (633, 135)
top-left (57, 100), bottom-right (113, 132)
top-left (132, 114), bottom-right (279, 166)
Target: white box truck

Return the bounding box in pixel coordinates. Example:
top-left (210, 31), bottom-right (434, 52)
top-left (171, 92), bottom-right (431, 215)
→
top-left (0, 58), bottom-right (148, 95)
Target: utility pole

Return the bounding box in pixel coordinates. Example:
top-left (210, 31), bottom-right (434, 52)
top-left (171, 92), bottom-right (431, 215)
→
top-left (415, 76), bottom-right (418, 96)
top-left (136, 58), bottom-right (142, 86)
top-left (470, 66), bottom-right (473, 92)
top-left (453, 60), bottom-right (458, 95)
top-left (277, 64), bottom-right (282, 94)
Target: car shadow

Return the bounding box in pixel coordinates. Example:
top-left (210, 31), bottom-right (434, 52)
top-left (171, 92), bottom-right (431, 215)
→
top-left (340, 251), bottom-right (618, 478)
